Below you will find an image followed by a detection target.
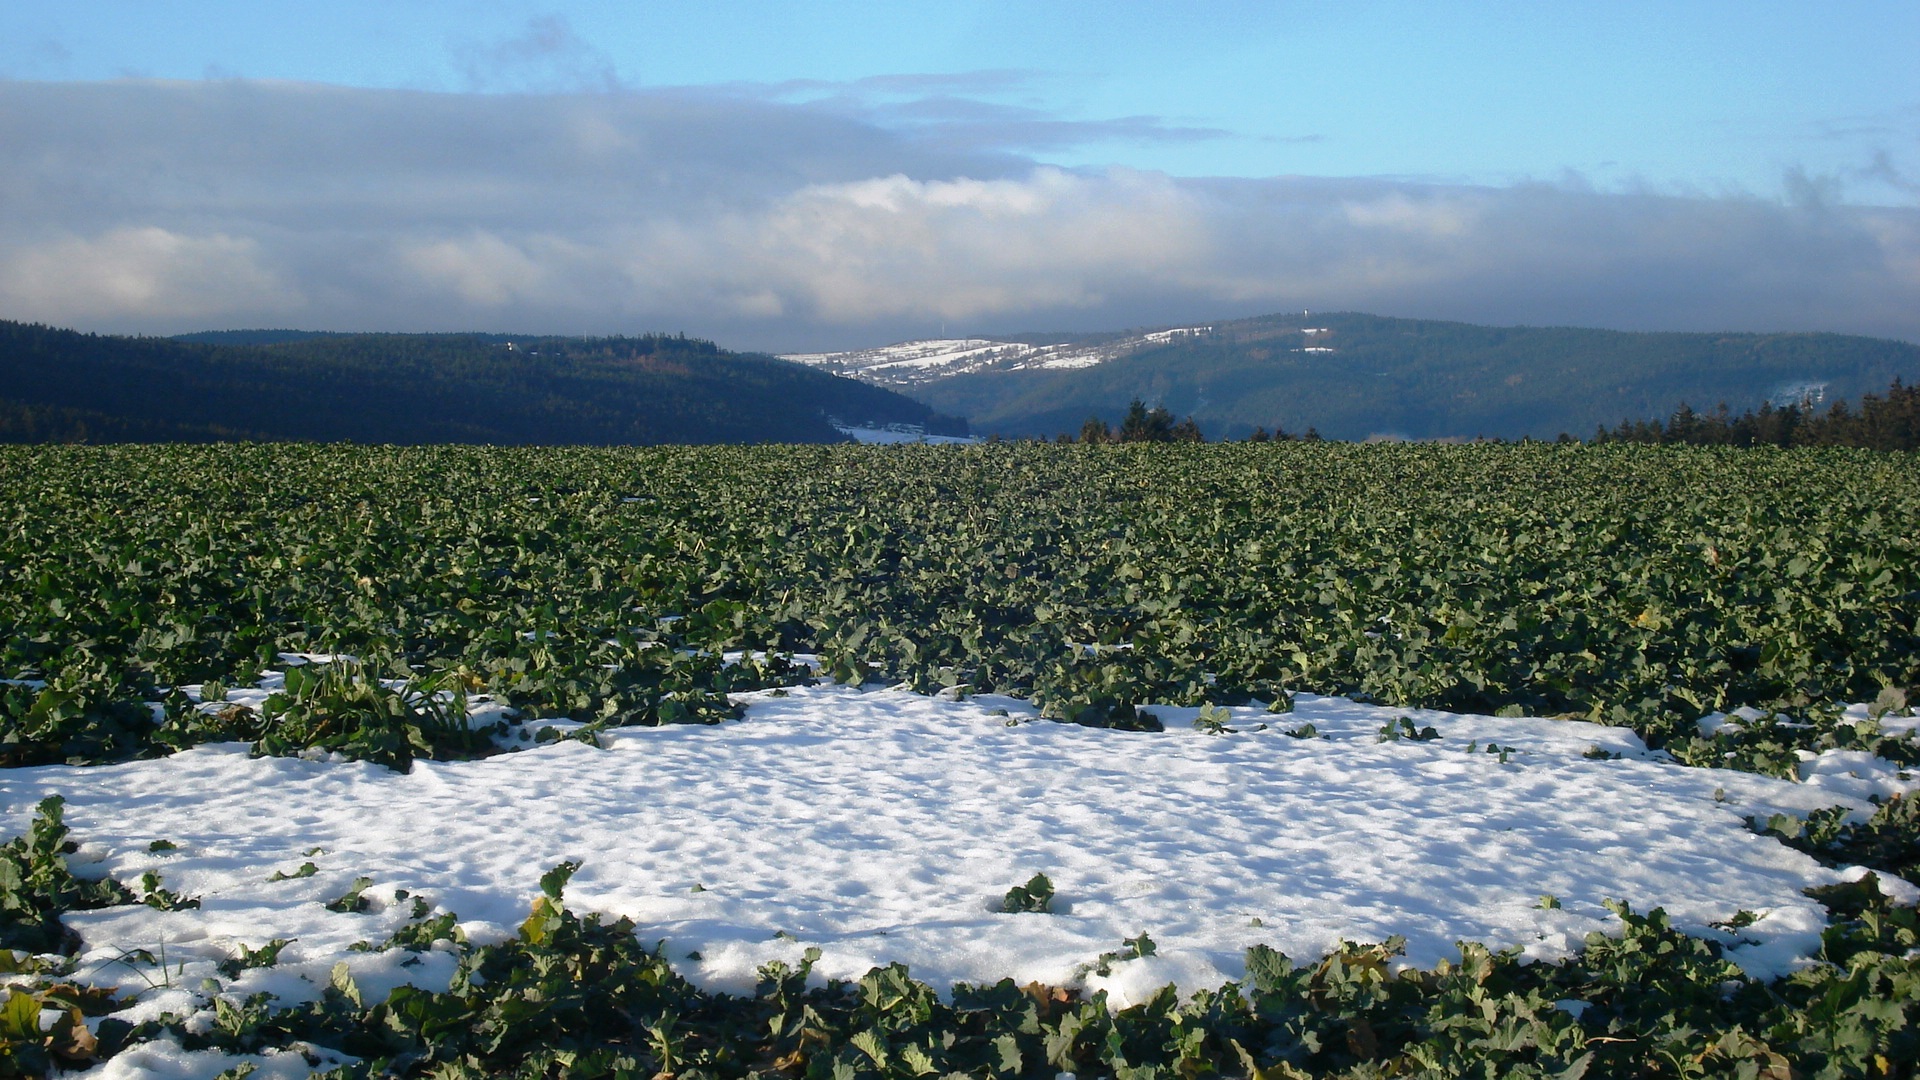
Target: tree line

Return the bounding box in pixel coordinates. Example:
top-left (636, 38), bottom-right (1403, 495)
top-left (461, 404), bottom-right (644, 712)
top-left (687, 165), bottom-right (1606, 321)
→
top-left (1053, 380), bottom-right (1918, 450)
top-left (1592, 379), bottom-right (1919, 451)
top-left (1060, 399), bottom-right (1325, 444)
top-left (1062, 400), bottom-right (1205, 443)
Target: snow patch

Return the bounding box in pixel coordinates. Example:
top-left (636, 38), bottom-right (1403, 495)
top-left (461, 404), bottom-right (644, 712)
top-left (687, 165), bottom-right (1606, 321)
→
top-left (8, 684), bottom-right (1916, 1032)
top-left (782, 327), bottom-right (1212, 387)
top-left (832, 422), bottom-right (979, 445)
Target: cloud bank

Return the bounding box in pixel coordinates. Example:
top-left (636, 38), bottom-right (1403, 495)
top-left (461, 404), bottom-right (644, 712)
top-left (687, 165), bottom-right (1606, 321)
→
top-left (1, 79), bottom-right (1915, 350)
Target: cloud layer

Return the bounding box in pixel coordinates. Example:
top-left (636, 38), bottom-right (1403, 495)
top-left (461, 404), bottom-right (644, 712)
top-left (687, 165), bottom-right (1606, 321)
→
top-left (2, 79), bottom-right (1915, 350)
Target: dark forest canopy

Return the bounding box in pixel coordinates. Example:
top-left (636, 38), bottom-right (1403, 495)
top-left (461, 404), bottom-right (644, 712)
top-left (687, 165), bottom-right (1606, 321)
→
top-left (0, 322), bottom-right (963, 445)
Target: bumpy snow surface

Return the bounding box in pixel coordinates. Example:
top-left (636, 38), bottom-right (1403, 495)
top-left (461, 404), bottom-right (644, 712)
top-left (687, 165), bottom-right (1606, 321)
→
top-left (6, 679), bottom-right (1918, 1078)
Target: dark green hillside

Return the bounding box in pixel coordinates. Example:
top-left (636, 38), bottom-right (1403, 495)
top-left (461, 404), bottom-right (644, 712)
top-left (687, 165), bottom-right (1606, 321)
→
top-left (0, 321), bottom-right (960, 444)
top-left (913, 312), bottom-right (1920, 440)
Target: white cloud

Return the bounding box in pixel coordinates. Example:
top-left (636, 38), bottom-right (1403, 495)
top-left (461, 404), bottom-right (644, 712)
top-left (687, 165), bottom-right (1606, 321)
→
top-left (1341, 191), bottom-right (1480, 237)
top-left (0, 80), bottom-right (1915, 350)
top-left (398, 232), bottom-right (582, 307)
top-left (0, 226), bottom-right (295, 321)
top-left (670, 168), bottom-right (1212, 323)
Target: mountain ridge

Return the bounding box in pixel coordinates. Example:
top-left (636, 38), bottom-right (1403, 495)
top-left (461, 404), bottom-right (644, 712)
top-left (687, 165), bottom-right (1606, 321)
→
top-left (791, 312), bottom-right (1920, 441)
top-left (0, 321), bottom-right (962, 445)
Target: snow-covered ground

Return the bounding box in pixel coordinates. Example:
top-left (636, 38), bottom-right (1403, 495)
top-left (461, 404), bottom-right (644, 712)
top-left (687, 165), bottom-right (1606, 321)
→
top-left (782, 327), bottom-right (1211, 387)
top-left (7, 675), bottom-right (1917, 1073)
top-left (832, 423), bottom-right (979, 445)
top-left (785, 339), bottom-right (1041, 383)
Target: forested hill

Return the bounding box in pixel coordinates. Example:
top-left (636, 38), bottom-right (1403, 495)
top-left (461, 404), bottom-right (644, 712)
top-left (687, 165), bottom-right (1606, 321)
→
top-left (170, 329), bottom-right (347, 346)
top-left (906, 312), bottom-right (1920, 441)
top-left (0, 322), bottom-right (963, 445)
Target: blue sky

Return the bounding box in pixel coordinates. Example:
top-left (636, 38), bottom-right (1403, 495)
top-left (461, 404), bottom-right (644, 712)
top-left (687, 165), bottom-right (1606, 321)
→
top-left (7, 1), bottom-right (1914, 199)
top-left (0, 2), bottom-right (1915, 346)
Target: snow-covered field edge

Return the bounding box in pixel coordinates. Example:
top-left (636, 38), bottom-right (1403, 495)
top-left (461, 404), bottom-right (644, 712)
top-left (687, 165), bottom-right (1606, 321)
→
top-left (3, 666), bottom-right (1918, 1078)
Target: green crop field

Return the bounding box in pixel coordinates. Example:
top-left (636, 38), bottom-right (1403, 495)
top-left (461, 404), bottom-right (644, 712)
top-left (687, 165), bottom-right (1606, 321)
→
top-left (4, 442), bottom-right (1919, 1078)
top-left (4, 442), bottom-right (1917, 768)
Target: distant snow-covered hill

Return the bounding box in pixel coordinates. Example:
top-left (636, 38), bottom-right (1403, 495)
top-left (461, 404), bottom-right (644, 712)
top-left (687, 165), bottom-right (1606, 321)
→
top-left (782, 311), bottom-right (1920, 441)
top-left (781, 326), bottom-right (1212, 387)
